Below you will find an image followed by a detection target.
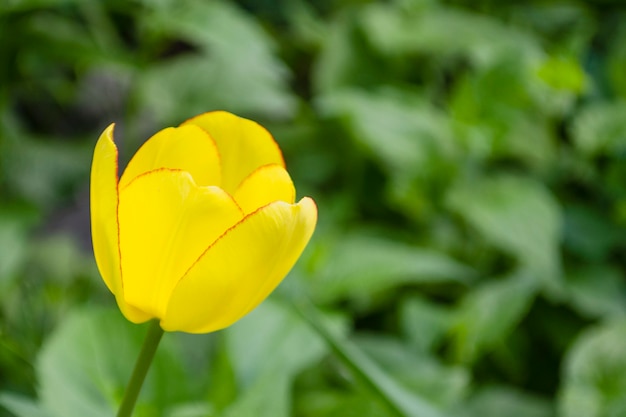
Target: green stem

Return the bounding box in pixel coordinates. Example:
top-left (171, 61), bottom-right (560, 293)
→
top-left (117, 320), bottom-right (164, 417)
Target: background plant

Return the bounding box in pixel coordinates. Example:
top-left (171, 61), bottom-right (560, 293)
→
top-left (1, 0), bottom-right (626, 416)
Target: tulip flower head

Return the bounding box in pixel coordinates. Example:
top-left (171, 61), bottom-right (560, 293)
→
top-left (90, 111), bottom-right (317, 333)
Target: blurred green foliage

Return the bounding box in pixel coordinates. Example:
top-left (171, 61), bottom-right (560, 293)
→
top-left (1, 0), bottom-right (626, 416)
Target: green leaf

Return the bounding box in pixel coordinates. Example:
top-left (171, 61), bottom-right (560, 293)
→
top-left (312, 11), bottom-right (389, 94)
top-left (137, 0), bottom-right (295, 122)
top-left (0, 207), bottom-right (35, 287)
top-left (356, 335), bottom-right (470, 408)
top-left (225, 298), bottom-right (341, 387)
top-left (30, 235), bottom-right (92, 286)
top-left (0, 0), bottom-right (74, 13)
top-left (221, 298), bottom-right (344, 417)
top-left (2, 137), bottom-right (91, 210)
top-left (311, 232), bottom-right (474, 306)
top-left (449, 61), bottom-right (559, 166)
top-left (294, 390), bottom-right (391, 417)
top-left (536, 56), bottom-right (586, 93)
top-left (361, 4), bottom-right (541, 68)
top-left (559, 319), bottom-right (626, 417)
top-left (36, 308), bottom-right (194, 417)
top-left (565, 266), bottom-right (626, 319)
top-left (563, 205), bottom-right (619, 262)
top-left (0, 392), bottom-right (54, 417)
top-left (220, 370), bottom-right (290, 417)
top-left (607, 24), bottom-right (626, 99)
top-left (447, 175), bottom-right (562, 294)
top-left (293, 300), bottom-right (444, 417)
top-left (451, 273), bottom-right (536, 364)
top-left (570, 100), bottom-right (626, 157)
top-left (164, 402), bottom-right (215, 417)
top-left (400, 296), bottom-right (452, 354)
top-left (318, 88), bottom-right (457, 181)
top-left (20, 11), bottom-right (101, 64)
top-left (455, 386), bottom-right (553, 417)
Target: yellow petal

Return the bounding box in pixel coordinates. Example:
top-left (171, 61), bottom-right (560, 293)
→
top-left (90, 125), bottom-right (120, 294)
top-left (232, 164), bottom-right (295, 214)
top-left (118, 169), bottom-right (244, 319)
top-left (161, 197), bottom-right (317, 333)
top-left (182, 111), bottom-right (284, 193)
top-left (90, 125), bottom-right (151, 323)
top-left (119, 124), bottom-right (221, 189)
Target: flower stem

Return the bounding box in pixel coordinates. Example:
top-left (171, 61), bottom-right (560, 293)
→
top-left (117, 320), bottom-right (164, 417)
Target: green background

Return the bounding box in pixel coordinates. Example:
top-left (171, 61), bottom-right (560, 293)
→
top-left (1, 0), bottom-right (626, 415)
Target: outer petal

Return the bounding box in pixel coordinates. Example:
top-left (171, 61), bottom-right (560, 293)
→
top-left (182, 111), bottom-right (284, 193)
top-left (118, 169), bottom-right (243, 319)
top-left (90, 125), bottom-right (151, 323)
top-left (119, 124), bottom-right (221, 189)
top-left (232, 164), bottom-right (295, 214)
top-left (161, 197), bottom-right (317, 333)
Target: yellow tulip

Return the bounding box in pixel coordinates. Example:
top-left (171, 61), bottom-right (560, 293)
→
top-left (90, 111), bottom-right (317, 333)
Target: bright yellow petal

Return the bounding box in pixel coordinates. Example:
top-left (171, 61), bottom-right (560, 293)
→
top-left (182, 111), bottom-right (284, 193)
top-left (232, 164), bottom-right (295, 214)
top-left (118, 169), bottom-right (243, 319)
top-left (161, 197), bottom-right (317, 333)
top-left (114, 293), bottom-right (152, 324)
top-left (119, 124), bottom-right (221, 189)
top-left (91, 125), bottom-right (120, 295)
top-left (90, 124), bottom-right (151, 323)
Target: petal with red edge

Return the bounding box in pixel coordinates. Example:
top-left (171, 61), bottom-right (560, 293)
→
top-left (90, 125), bottom-right (151, 323)
top-left (182, 111), bottom-right (284, 193)
top-left (119, 125), bottom-right (221, 189)
top-left (232, 164), bottom-right (295, 214)
top-left (118, 169), bottom-right (243, 319)
top-left (161, 197), bottom-right (317, 333)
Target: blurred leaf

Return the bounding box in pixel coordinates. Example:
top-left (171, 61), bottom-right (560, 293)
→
top-left (36, 308), bottom-right (195, 417)
top-left (447, 175), bottom-right (562, 294)
top-left (563, 204), bottom-right (619, 262)
top-left (0, 392), bottom-right (53, 417)
top-left (607, 22), bottom-right (626, 99)
top-left (0, 207), bottom-right (35, 287)
top-left (536, 56), bottom-right (586, 93)
top-left (356, 335), bottom-right (470, 408)
top-left (205, 336), bottom-right (236, 413)
top-left (283, 0), bottom-right (328, 48)
top-left (2, 137), bottom-right (91, 210)
top-left (559, 319), bottom-right (626, 417)
top-left (451, 273), bottom-right (536, 364)
top-left (294, 300), bottom-right (444, 417)
top-left (295, 390), bottom-right (392, 417)
top-left (138, 0), bottom-right (295, 122)
top-left (565, 266), bottom-right (626, 319)
top-left (20, 11), bottom-right (100, 65)
top-left (571, 100), bottom-right (626, 157)
top-left (221, 299), bottom-right (345, 417)
top-left (165, 402), bottom-right (215, 417)
top-left (455, 386), bottom-right (553, 417)
top-left (311, 232), bottom-right (474, 306)
top-left (400, 296), bottom-right (452, 354)
top-left (507, 3), bottom-right (594, 57)
top-left (31, 235), bottom-right (91, 286)
top-left (319, 88), bottom-right (457, 181)
top-left (0, 0), bottom-right (74, 13)
top-left (225, 298), bottom-right (342, 387)
top-left (449, 61), bottom-right (559, 166)
top-left (529, 55), bottom-right (585, 116)
top-left (220, 370), bottom-right (289, 417)
top-left (361, 4), bottom-right (541, 68)
top-left (312, 10), bottom-right (389, 94)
